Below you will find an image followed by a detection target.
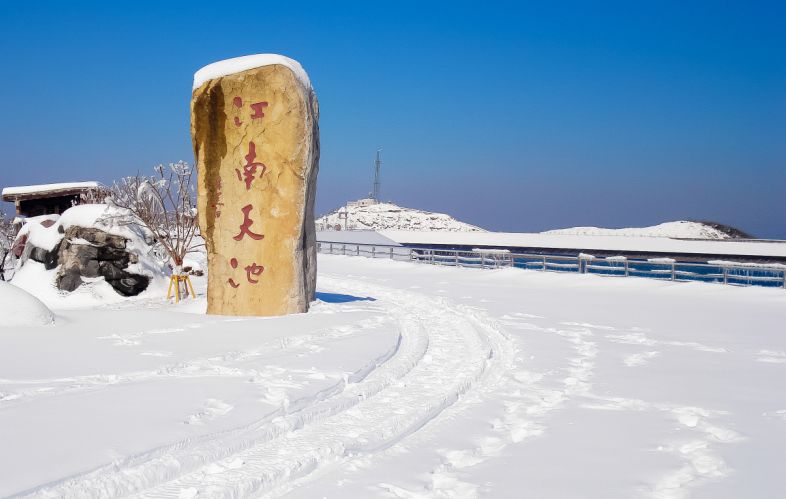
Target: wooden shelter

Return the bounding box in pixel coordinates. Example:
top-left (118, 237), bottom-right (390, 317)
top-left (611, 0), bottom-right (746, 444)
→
top-left (1, 182), bottom-right (103, 217)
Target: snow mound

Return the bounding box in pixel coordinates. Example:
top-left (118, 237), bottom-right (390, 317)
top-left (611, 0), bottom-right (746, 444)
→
top-left (543, 221), bottom-right (735, 240)
top-left (317, 201), bottom-right (485, 232)
top-left (58, 204), bottom-right (151, 243)
top-left (10, 204), bottom-right (168, 303)
top-left (0, 281), bottom-right (54, 327)
top-left (193, 54), bottom-right (311, 91)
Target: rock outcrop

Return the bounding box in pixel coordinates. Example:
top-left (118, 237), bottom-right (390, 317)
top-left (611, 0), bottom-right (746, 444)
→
top-left (192, 54), bottom-right (319, 317)
top-left (13, 210), bottom-right (153, 297)
top-left (55, 227), bottom-right (149, 296)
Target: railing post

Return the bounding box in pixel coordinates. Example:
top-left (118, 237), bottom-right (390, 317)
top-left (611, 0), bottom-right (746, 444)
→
top-left (624, 260), bottom-right (629, 277)
top-left (783, 270), bottom-right (786, 289)
top-left (372, 246), bottom-right (375, 258)
top-left (329, 243), bottom-right (333, 254)
top-left (723, 267), bottom-right (728, 285)
top-left (390, 247), bottom-right (394, 259)
top-left (342, 244), bottom-right (346, 256)
top-left (671, 263), bottom-right (676, 281)
top-left (480, 253), bottom-right (484, 269)
top-left (542, 255), bottom-right (547, 271)
top-left (455, 252), bottom-right (459, 267)
top-left (356, 245), bottom-right (360, 256)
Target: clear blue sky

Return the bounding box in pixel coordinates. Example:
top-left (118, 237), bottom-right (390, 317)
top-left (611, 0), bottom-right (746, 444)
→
top-left (1, 1), bottom-right (784, 237)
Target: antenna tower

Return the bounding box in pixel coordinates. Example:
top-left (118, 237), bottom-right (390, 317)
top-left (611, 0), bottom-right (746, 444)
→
top-left (372, 148), bottom-right (382, 202)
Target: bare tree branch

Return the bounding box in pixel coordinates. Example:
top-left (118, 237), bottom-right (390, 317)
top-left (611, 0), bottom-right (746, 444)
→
top-left (108, 161), bottom-right (199, 274)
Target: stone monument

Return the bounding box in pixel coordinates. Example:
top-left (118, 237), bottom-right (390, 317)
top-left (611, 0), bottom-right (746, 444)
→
top-left (191, 55), bottom-right (319, 316)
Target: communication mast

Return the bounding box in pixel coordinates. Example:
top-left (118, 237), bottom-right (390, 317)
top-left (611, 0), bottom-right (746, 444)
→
top-left (372, 148), bottom-right (382, 202)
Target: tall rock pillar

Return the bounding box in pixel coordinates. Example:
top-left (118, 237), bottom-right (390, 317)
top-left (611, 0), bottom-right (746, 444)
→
top-left (191, 55), bottom-right (319, 316)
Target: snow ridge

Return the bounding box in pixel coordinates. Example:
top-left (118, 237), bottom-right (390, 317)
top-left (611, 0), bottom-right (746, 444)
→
top-left (543, 221), bottom-right (734, 240)
top-left (317, 201), bottom-right (485, 232)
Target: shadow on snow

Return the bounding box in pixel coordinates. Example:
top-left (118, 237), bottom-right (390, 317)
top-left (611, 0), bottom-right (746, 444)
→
top-left (315, 292), bottom-right (376, 304)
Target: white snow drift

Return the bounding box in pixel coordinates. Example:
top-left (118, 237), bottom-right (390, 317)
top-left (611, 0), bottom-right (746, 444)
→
top-left (0, 281), bottom-right (54, 327)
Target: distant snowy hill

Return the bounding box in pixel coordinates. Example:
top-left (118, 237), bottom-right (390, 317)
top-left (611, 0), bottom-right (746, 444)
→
top-left (543, 220), bottom-right (746, 239)
top-left (317, 201), bottom-right (485, 232)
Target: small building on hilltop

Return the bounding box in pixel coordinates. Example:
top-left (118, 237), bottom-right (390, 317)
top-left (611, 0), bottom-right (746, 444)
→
top-left (2, 182), bottom-right (104, 218)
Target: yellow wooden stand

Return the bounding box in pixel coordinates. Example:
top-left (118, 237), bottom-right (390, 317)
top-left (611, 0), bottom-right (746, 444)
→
top-left (167, 274), bottom-right (195, 303)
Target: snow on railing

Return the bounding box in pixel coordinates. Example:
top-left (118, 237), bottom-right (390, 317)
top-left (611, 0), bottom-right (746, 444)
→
top-left (316, 241), bottom-right (786, 290)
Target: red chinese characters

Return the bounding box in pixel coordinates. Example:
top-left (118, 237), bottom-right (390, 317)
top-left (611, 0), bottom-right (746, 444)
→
top-left (225, 96), bottom-right (272, 289)
top-left (227, 257), bottom-right (265, 288)
top-left (232, 97), bottom-right (269, 127)
top-left (235, 141), bottom-right (267, 190)
top-left (233, 204), bottom-right (264, 241)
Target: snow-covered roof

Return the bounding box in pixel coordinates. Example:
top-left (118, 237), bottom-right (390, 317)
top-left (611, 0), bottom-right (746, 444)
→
top-left (193, 54), bottom-right (312, 91)
top-left (378, 231), bottom-right (786, 259)
top-left (2, 182), bottom-right (101, 199)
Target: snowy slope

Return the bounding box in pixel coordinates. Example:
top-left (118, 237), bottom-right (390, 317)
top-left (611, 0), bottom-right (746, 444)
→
top-left (544, 221), bottom-right (735, 239)
top-left (317, 201), bottom-right (484, 232)
top-left (2, 255), bottom-right (785, 498)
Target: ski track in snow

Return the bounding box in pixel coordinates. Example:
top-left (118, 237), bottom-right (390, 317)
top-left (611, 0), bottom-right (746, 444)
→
top-left (17, 275), bottom-right (512, 499)
top-left (9, 273), bottom-right (754, 498)
top-left (378, 313), bottom-right (743, 499)
top-left (0, 315), bottom-right (389, 408)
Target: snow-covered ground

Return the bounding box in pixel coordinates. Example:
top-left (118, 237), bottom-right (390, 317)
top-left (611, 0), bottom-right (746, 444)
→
top-left (2, 255), bottom-right (785, 498)
top-left (543, 221), bottom-right (735, 240)
top-left (317, 201), bottom-right (484, 232)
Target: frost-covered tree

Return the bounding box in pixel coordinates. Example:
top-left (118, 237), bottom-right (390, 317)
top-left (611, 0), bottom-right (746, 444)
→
top-left (0, 211), bottom-right (16, 281)
top-left (109, 161), bottom-right (199, 273)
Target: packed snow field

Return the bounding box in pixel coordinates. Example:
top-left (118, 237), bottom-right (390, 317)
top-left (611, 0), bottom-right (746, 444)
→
top-left (2, 255), bottom-right (786, 498)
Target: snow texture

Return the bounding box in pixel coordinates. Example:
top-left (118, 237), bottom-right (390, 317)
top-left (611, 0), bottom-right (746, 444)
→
top-left (544, 221), bottom-right (734, 240)
top-left (0, 281), bottom-right (54, 327)
top-left (192, 54), bottom-right (312, 91)
top-left (1, 254), bottom-right (785, 498)
top-left (2, 182), bottom-right (100, 197)
top-left (317, 201), bottom-right (485, 232)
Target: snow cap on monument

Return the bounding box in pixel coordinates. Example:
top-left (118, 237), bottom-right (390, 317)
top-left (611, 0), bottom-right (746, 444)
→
top-left (191, 54), bottom-right (319, 316)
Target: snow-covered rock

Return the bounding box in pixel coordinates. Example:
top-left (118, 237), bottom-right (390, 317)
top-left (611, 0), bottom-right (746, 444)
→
top-left (543, 220), bottom-right (744, 239)
top-left (317, 201), bottom-right (484, 232)
top-left (0, 281), bottom-right (54, 327)
top-left (10, 204), bottom-right (167, 297)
